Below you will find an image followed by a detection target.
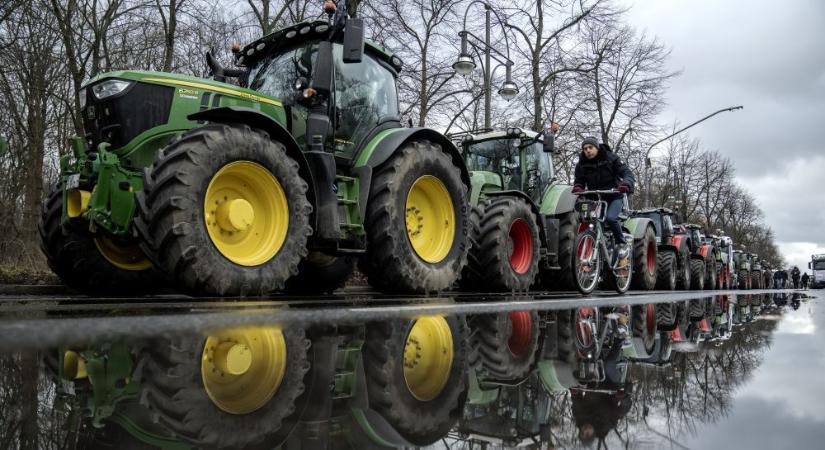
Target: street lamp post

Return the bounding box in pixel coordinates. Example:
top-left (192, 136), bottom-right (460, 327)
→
top-left (453, 1), bottom-right (517, 129)
top-left (644, 105), bottom-right (744, 207)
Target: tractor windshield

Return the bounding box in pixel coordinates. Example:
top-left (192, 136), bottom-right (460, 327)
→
top-left (465, 139), bottom-right (521, 190)
top-left (522, 141), bottom-right (554, 202)
top-left (248, 41), bottom-right (318, 108)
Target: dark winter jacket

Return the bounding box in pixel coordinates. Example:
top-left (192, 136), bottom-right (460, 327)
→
top-left (792, 268), bottom-right (800, 281)
top-left (802, 273), bottom-right (810, 283)
top-left (573, 145), bottom-right (636, 193)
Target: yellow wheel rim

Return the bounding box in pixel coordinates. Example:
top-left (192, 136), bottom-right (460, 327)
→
top-left (403, 316), bottom-right (454, 401)
top-left (94, 236), bottom-right (152, 271)
top-left (201, 327), bottom-right (287, 414)
top-left (204, 161), bottom-right (288, 266)
top-left (405, 176), bottom-right (455, 263)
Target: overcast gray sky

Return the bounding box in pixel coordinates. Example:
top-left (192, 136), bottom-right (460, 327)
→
top-left (622, 0), bottom-right (825, 273)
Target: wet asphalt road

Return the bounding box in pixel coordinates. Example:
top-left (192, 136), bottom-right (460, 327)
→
top-left (0, 288), bottom-right (802, 350)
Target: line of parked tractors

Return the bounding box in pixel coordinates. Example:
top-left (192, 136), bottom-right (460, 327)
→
top-left (38, 6), bottom-right (775, 300)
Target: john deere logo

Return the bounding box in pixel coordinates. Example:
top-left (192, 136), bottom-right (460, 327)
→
top-left (178, 88), bottom-right (198, 95)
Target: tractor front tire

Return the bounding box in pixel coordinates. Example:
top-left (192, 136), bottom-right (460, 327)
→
top-left (464, 197), bottom-right (540, 291)
top-left (469, 311), bottom-right (540, 381)
top-left (39, 184), bottom-right (160, 295)
top-left (363, 316), bottom-right (468, 446)
top-left (655, 250), bottom-right (677, 290)
top-left (690, 259), bottom-right (705, 290)
top-left (136, 124), bottom-right (311, 296)
top-left (541, 212), bottom-right (577, 290)
top-left (738, 270), bottom-right (750, 289)
top-left (631, 225), bottom-right (658, 290)
top-left (137, 327), bottom-right (309, 449)
top-left (676, 246), bottom-right (691, 290)
top-left (362, 140), bottom-right (469, 293)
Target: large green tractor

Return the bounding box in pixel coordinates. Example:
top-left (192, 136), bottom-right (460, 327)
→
top-left (733, 250), bottom-right (751, 289)
top-left (39, 7), bottom-right (470, 296)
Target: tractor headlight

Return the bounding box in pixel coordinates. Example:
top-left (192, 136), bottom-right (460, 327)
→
top-left (91, 79), bottom-right (133, 100)
top-left (79, 89), bottom-right (86, 109)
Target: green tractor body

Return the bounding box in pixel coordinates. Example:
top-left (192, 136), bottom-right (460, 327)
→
top-left (733, 250), bottom-right (751, 289)
top-left (42, 15), bottom-right (470, 296)
top-left (454, 128), bottom-right (575, 291)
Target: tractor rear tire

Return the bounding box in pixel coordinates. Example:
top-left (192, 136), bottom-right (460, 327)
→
top-left (655, 250), bottom-right (677, 290)
top-left (690, 259), bottom-right (705, 290)
top-left (362, 140), bottom-right (469, 293)
top-left (39, 184), bottom-right (161, 295)
top-left (688, 298), bottom-right (705, 320)
top-left (631, 225), bottom-right (658, 290)
top-left (362, 316), bottom-right (468, 446)
top-left (284, 253), bottom-right (354, 294)
top-left (539, 212), bottom-right (577, 291)
top-left (676, 245), bottom-right (691, 290)
top-left (738, 270), bottom-right (750, 289)
top-left (706, 258), bottom-right (717, 290)
top-left (632, 304), bottom-right (657, 356)
top-left (136, 123), bottom-right (311, 296)
top-left (469, 311), bottom-right (540, 381)
top-left (464, 197), bottom-right (540, 291)
top-left (136, 327), bottom-right (309, 449)
top-left (752, 272), bottom-right (762, 289)
top-left (656, 303), bottom-right (677, 331)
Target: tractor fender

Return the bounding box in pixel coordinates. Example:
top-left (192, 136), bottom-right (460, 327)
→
top-left (352, 127), bottom-right (470, 220)
top-left (187, 106), bottom-right (322, 234)
top-left (484, 190), bottom-right (555, 251)
top-left (697, 244), bottom-right (711, 259)
top-left (353, 127), bottom-right (470, 185)
top-left (670, 235), bottom-right (686, 251)
top-left (622, 217), bottom-right (655, 241)
top-left (539, 184), bottom-right (576, 215)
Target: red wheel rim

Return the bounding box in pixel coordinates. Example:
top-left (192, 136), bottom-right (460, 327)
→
top-left (507, 311), bottom-right (532, 356)
top-left (646, 242), bottom-right (656, 275)
top-left (645, 304), bottom-right (656, 336)
top-left (509, 219), bottom-right (533, 274)
top-left (577, 234), bottom-right (595, 270)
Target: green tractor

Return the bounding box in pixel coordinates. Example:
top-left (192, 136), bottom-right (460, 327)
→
top-left (750, 253), bottom-right (764, 289)
top-left (453, 128), bottom-right (656, 291)
top-left (39, 7), bottom-right (470, 296)
top-left (733, 249), bottom-right (751, 289)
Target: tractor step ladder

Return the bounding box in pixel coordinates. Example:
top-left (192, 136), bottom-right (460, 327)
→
top-left (335, 175), bottom-right (364, 235)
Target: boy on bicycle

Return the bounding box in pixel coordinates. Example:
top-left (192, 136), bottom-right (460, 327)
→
top-left (571, 137), bottom-right (636, 260)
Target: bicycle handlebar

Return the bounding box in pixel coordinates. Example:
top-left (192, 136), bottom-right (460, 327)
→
top-left (573, 189), bottom-right (621, 195)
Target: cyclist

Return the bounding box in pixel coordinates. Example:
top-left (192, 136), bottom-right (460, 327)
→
top-left (572, 137), bottom-right (636, 259)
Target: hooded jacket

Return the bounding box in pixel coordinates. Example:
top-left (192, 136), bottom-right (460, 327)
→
top-left (573, 145), bottom-right (636, 192)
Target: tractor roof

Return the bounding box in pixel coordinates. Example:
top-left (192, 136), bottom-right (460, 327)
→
top-left (451, 127), bottom-right (543, 146)
top-left (685, 223), bottom-right (704, 230)
top-left (632, 207), bottom-right (674, 215)
top-left (237, 20), bottom-right (403, 73)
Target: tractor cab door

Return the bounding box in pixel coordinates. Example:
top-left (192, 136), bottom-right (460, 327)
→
top-left (331, 46), bottom-right (400, 160)
top-left (521, 141), bottom-right (554, 203)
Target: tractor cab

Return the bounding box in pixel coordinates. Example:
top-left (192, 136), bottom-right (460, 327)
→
top-left (684, 224), bottom-right (706, 250)
top-left (455, 127), bottom-right (556, 204)
top-left (629, 208), bottom-right (680, 245)
top-left (238, 20), bottom-right (403, 159)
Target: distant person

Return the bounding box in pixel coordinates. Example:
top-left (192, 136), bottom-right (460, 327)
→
top-left (801, 272), bottom-right (809, 290)
top-left (781, 270), bottom-right (789, 288)
top-left (791, 266), bottom-right (800, 289)
top-left (572, 137), bottom-right (636, 260)
top-left (773, 270), bottom-right (782, 289)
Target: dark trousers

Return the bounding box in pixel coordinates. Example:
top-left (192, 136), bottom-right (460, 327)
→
top-left (605, 197), bottom-right (626, 244)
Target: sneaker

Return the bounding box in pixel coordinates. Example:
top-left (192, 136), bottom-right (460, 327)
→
top-left (616, 243), bottom-right (630, 268)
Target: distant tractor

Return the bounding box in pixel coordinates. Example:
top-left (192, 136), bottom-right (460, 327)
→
top-left (709, 234), bottom-right (735, 289)
top-left (39, 10), bottom-right (471, 296)
top-left (627, 208), bottom-right (690, 291)
top-left (684, 224), bottom-right (719, 290)
top-left (749, 254), bottom-right (764, 289)
top-left (733, 250), bottom-right (752, 289)
top-left (809, 254), bottom-right (825, 288)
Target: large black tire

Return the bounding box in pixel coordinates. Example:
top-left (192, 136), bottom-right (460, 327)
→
top-left (690, 259), bottom-right (705, 290)
top-left (284, 253), bottom-right (354, 294)
top-left (632, 304), bottom-right (657, 356)
top-left (751, 272), bottom-right (762, 289)
top-left (39, 184), bottom-right (161, 295)
top-left (136, 327), bottom-right (309, 449)
top-left (136, 124), bottom-right (311, 296)
top-left (361, 140), bottom-right (469, 293)
top-left (572, 229), bottom-right (601, 295)
top-left (556, 309), bottom-right (576, 365)
top-left (655, 250), bottom-right (677, 290)
top-left (631, 225), bottom-right (658, 290)
top-left (688, 298), bottom-right (705, 320)
top-left (675, 244), bottom-right (691, 290)
top-left (469, 311), bottom-right (540, 381)
top-left (656, 302), bottom-right (677, 331)
top-left (706, 258), bottom-right (717, 290)
top-left (458, 204), bottom-right (484, 290)
top-left (363, 316), bottom-right (468, 445)
top-left (738, 270), bottom-right (750, 289)
top-left (463, 197), bottom-right (540, 291)
top-left (540, 212), bottom-right (577, 290)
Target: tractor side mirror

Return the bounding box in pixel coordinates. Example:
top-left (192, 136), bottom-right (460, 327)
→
top-left (312, 41), bottom-right (334, 97)
top-left (809, 262), bottom-right (812, 269)
top-left (342, 17), bottom-right (365, 63)
top-left (543, 133), bottom-right (555, 153)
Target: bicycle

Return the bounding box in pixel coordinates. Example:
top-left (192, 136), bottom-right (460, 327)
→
top-left (572, 189), bottom-right (633, 294)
